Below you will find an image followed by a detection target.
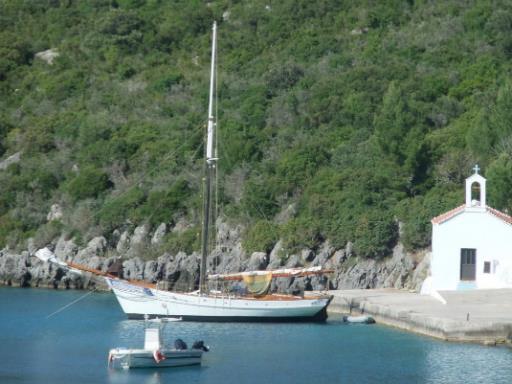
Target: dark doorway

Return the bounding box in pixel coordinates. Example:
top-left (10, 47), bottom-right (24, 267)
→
top-left (460, 248), bottom-right (476, 281)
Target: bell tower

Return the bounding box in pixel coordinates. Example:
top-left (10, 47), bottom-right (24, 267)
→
top-left (465, 164), bottom-right (486, 209)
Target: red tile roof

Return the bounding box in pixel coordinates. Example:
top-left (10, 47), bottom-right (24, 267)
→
top-left (431, 204), bottom-right (465, 224)
top-left (431, 204), bottom-right (512, 225)
top-left (487, 206), bottom-right (512, 224)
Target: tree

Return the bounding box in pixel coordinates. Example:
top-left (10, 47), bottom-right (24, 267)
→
top-left (487, 154), bottom-right (512, 212)
top-left (66, 167), bottom-right (111, 202)
top-left (490, 81), bottom-right (512, 140)
top-left (374, 82), bottom-right (415, 164)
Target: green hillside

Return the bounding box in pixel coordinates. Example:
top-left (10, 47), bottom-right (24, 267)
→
top-left (1, 0), bottom-right (512, 259)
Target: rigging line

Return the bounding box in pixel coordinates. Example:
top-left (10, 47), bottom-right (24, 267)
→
top-left (45, 288), bottom-right (97, 319)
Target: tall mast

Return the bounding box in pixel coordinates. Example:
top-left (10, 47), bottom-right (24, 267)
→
top-left (199, 21), bottom-right (217, 295)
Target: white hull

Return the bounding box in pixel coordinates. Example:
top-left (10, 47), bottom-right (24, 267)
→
top-left (109, 348), bottom-right (202, 369)
top-left (107, 278), bottom-right (332, 322)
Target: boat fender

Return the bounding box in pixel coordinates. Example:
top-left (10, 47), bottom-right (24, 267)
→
top-left (174, 338), bottom-right (188, 350)
top-left (342, 315), bottom-right (376, 324)
top-left (153, 349), bottom-right (166, 363)
top-left (192, 340), bottom-right (209, 352)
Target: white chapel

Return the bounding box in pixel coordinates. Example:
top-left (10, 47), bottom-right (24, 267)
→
top-left (429, 165), bottom-right (512, 291)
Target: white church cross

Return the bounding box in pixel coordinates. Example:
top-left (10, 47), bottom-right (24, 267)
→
top-left (473, 164), bottom-right (480, 174)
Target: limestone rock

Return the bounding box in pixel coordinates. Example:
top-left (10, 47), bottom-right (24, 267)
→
top-left (143, 260), bottom-right (161, 283)
top-left (267, 240), bottom-right (284, 270)
top-left (331, 249), bottom-right (346, 266)
top-left (87, 256), bottom-right (103, 271)
top-left (350, 27), bottom-right (369, 36)
top-left (47, 203), bottom-right (63, 222)
top-left (54, 236), bottom-right (78, 261)
top-left (345, 241), bottom-right (353, 257)
top-left (301, 248), bottom-right (314, 262)
top-left (271, 276), bottom-right (292, 293)
top-left (285, 254), bottom-right (303, 268)
top-left (35, 48), bottom-right (59, 65)
top-left (207, 248), bottom-right (222, 274)
top-left (131, 224), bottom-right (149, 246)
top-left (122, 257), bottom-right (145, 280)
top-left (74, 236), bottom-right (107, 264)
top-left (275, 203), bottom-right (296, 224)
top-left (411, 251), bottom-right (430, 291)
top-left (213, 222), bottom-right (245, 275)
top-left (111, 230), bottom-right (121, 249)
top-left (246, 252), bottom-right (268, 271)
top-left (216, 220), bottom-right (243, 248)
top-left (88, 236), bottom-right (107, 254)
top-left (164, 252), bottom-right (200, 291)
top-left (311, 241), bottom-right (335, 267)
top-left (309, 275), bottom-right (330, 291)
top-left (0, 249), bottom-right (64, 288)
top-left (116, 230), bottom-right (130, 253)
top-left (331, 242), bottom-right (426, 291)
top-left (0, 151), bottom-right (21, 171)
top-left (288, 277), bottom-right (311, 294)
top-left (0, 219), bottom-right (430, 293)
top-left (151, 223), bottom-right (167, 245)
top-left (172, 217), bottom-right (190, 234)
top-left (27, 238), bottom-right (37, 256)
top-left (216, 248), bottom-right (243, 275)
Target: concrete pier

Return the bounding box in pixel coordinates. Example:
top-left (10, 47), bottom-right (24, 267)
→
top-left (328, 288), bottom-right (512, 344)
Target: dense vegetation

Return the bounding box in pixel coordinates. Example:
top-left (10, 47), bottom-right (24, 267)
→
top-left (1, 0), bottom-right (512, 259)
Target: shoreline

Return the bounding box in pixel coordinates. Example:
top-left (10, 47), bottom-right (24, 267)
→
top-left (328, 288), bottom-right (512, 346)
top-left (0, 283), bottom-right (112, 293)
top-left (3, 283), bottom-right (512, 346)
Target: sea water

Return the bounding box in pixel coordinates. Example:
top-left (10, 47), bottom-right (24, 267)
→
top-left (0, 287), bottom-right (510, 384)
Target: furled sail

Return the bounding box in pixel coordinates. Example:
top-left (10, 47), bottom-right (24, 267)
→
top-left (242, 272), bottom-right (272, 296)
top-left (208, 266), bottom-right (333, 281)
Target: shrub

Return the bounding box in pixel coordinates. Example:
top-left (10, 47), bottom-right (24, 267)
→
top-left (280, 216), bottom-right (322, 254)
top-left (66, 167), bottom-right (111, 202)
top-left (98, 187), bottom-right (146, 230)
top-left (275, 143), bottom-right (330, 194)
top-left (137, 180), bottom-right (191, 226)
top-left (151, 72), bottom-right (184, 92)
top-left (240, 176), bottom-right (279, 219)
top-left (0, 31), bottom-right (31, 80)
top-left (0, 213), bottom-right (24, 249)
top-left (353, 210), bottom-right (397, 259)
top-left (265, 63), bottom-right (304, 98)
top-left (243, 220), bottom-right (279, 254)
top-left (161, 227), bottom-right (200, 255)
top-left (0, 118), bottom-right (10, 156)
top-left (396, 187), bottom-right (461, 251)
top-left (33, 220), bottom-right (64, 249)
top-left (487, 154), bottom-right (512, 212)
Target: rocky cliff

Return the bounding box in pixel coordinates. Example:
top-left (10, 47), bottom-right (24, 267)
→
top-left (0, 221), bottom-right (429, 292)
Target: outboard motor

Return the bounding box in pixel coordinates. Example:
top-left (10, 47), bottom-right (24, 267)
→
top-left (192, 340), bottom-right (210, 352)
top-left (174, 338), bottom-right (188, 350)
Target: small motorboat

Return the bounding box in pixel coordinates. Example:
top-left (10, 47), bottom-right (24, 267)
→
top-left (108, 326), bottom-right (209, 369)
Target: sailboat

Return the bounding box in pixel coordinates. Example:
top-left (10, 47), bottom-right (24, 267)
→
top-left (35, 22), bottom-right (333, 322)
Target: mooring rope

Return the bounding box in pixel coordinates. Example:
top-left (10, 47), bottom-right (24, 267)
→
top-left (45, 288), bottom-right (97, 319)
